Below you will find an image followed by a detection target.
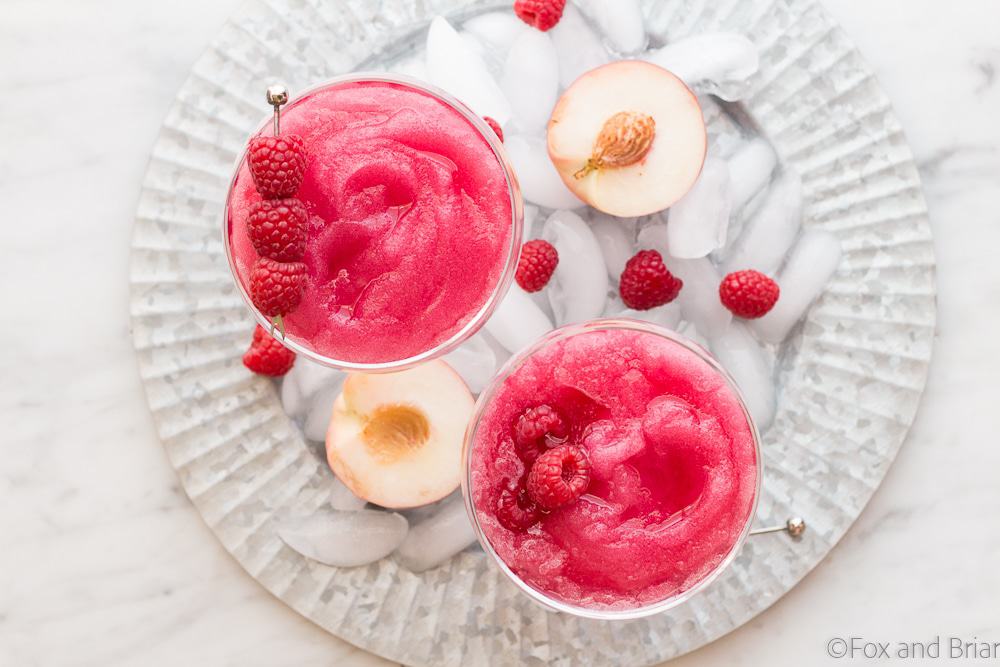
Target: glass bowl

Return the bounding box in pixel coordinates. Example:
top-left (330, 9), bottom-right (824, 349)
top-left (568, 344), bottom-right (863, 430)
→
top-left (222, 73), bottom-right (523, 372)
top-left (461, 318), bottom-right (762, 620)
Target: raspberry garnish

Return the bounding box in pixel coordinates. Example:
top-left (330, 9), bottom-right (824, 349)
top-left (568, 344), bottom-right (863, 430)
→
top-left (719, 269), bottom-right (780, 319)
top-left (619, 249), bottom-right (683, 310)
top-left (242, 325), bottom-right (296, 376)
top-left (247, 198), bottom-right (308, 262)
top-left (515, 239), bottom-right (559, 293)
top-left (483, 116), bottom-right (504, 143)
top-left (513, 404), bottom-right (568, 463)
top-left (495, 480), bottom-right (542, 531)
top-left (248, 134), bottom-right (307, 199)
top-left (513, 0), bottom-right (566, 32)
top-left (249, 257), bottom-right (306, 317)
top-left (527, 444), bottom-right (591, 510)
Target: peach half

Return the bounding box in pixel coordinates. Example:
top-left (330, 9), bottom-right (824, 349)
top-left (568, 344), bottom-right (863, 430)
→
top-left (547, 60), bottom-right (707, 217)
top-left (325, 360), bottom-right (474, 509)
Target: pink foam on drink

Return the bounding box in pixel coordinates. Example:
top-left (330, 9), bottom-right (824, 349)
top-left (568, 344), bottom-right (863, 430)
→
top-left (227, 80), bottom-right (514, 364)
top-left (470, 327), bottom-right (758, 610)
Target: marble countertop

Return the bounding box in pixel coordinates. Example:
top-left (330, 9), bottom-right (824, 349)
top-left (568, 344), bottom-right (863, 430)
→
top-left (2, 0), bottom-right (998, 664)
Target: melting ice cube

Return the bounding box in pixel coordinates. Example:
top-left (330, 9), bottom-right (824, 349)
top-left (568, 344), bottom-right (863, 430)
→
top-left (751, 230), bottom-right (842, 344)
top-left (279, 508), bottom-right (408, 568)
top-left (542, 209), bottom-right (609, 325)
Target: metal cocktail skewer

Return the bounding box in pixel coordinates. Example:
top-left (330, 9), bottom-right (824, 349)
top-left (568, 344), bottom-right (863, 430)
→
top-left (264, 84), bottom-right (289, 338)
top-left (750, 516), bottom-right (807, 538)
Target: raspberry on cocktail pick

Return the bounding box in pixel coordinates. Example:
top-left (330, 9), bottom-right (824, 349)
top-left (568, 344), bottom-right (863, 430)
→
top-left (250, 257), bottom-right (306, 324)
top-left (248, 84), bottom-right (307, 199)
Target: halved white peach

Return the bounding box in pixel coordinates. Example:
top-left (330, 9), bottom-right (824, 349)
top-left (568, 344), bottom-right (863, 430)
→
top-left (325, 360), bottom-right (474, 509)
top-left (547, 60), bottom-right (707, 217)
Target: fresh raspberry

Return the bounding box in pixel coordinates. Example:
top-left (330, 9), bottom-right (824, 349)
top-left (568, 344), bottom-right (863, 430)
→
top-left (527, 444), bottom-right (591, 510)
top-left (247, 198), bottom-right (308, 262)
top-left (249, 257), bottom-right (306, 317)
top-left (515, 239), bottom-right (559, 293)
top-left (719, 269), bottom-right (780, 319)
top-left (513, 404), bottom-right (567, 464)
top-left (242, 325), bottom-right (296, 376)
top-left (619, 249), bottom-right (683, 310)
top-left (483, 116), bottom-right (504, 143)
top-left (247, 134), bottom-right (307, 199)
top-left (495, 480), bottom-right (541, 531)
top-left (513, 0), bottom-right (566, 31)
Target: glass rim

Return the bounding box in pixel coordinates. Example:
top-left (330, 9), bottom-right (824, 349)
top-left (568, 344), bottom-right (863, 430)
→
top-left (221, 72), bottom-right (524, 373)
top-left (460, 318), bottom-right (764, 620)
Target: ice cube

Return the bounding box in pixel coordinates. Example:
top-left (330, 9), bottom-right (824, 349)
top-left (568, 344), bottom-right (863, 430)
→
top-left (550, 4), bottom-right (609, 87)
top-left (463, 11), bottom-right (528, 56)
top-left (666, 157), bottom-right (732, 259)
top-left (282, 360), bottom-right (345, 422)
top-left (279, 508), bottom-right (408, 567)
top-left (505, 134), bottom-right (586, 210)
top-left (442, 333), bottom-right (497, 394)
top-left (541, 210), bottom-right (609, 325)
top-left (574, 0), bottom-right (647, 54)
top-left (727, 138), bottom-right (777, 213)
top-left (426, 17), bottom-right (511, 124)
top-left (388, 51), bottom-right (428, 81)
top-left (636, 221), bottom-right (671, 256)
top-left (709, 322), bottom-right (775, 429)
top-left (722, 171), bottom-right (803, 275)
top-left (484, 284), bottom-right (554, 354)
top-left (616, 301), bottom-right (682, 330)
top-left (670, 257), bottom-right (732, 338)
top-left (329, 477), bottom-right (367, 511)
top-left (280, 376), bottom-right (304, 421)
top-left (478, 330), bottom-right (514, 374)
top-left (751, 230), bottom-right (842, 344)
top-left (589, 212), bottom-right (636, 281)
top-left (288, 358), bottom-right (345, 402)
top-left (677, 320), bottom-right (710, 350)
top-left (523, 203), bottom-right (540, 239)
top-left (645, 33), bottom-right (759, 101)
top-left (394, 495), bottom-right (477, 572)
top-left (502, 30), bottom-right (559, 133)
top-left (302, 377), bottom-right (346, 442)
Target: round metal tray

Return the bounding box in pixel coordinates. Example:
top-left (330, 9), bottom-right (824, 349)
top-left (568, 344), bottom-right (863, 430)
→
top-left (128, 0), bottom-right (936, 664)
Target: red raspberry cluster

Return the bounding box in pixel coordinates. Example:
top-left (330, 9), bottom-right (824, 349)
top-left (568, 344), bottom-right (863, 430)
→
top-left (242, 128), bottom-right (309, 376)
top-left (496, 403), bottom-right (592, 532)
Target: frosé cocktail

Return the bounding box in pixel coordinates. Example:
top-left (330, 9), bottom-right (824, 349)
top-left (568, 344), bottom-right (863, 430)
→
top-left (225, 75), bottom-right (521, 369)
top-left (464, 320), bottom-right (759, 616)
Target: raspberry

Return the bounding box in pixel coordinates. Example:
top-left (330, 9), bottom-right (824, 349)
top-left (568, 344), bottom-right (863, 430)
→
top-left (495, 480), bottom-right (541, 531)
top-left (247, 134), bottom-right (307, 199)
top-left (527, 444), bottom-right (591, 510)
top-left (483, 116), bottom-right (504, 143)
top-left (515, 239), bottom-right (559, 293)
top-left (242, 325), bottom-right (296, 376)
top-left (249, 257), bottom-right (306, 317)
top-left (513, 0), bottom-right (566, 31)
top-left (619, 249), bottom-right (683, 310)
top-left (513, 404), bottom-right (567, 464)
top-left (719, 269), bottom-right (780, 319)
top-left (247, 198), bottom-right (308, 262)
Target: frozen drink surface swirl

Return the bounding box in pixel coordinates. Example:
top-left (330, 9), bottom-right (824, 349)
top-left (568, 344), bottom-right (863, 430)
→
top-left (227, 80), bottom-right (514, 364)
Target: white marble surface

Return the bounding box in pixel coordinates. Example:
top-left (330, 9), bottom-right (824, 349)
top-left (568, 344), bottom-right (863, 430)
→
top-left (1, 1), bottom-right (998, 665)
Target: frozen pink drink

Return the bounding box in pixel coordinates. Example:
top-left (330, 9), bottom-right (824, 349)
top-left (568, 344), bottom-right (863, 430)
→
top-left (467, 322), bottom-right (759, 613)
top-left (226, 77), bottom-right (518, 366)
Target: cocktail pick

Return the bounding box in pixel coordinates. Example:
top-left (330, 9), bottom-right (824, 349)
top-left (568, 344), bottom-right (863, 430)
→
top-left (265, 83), bottom-right (290, 339)
top-left (750, 516), bottom-right (806, 539)
top-left (266, 84), bottom-right (289, 135)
